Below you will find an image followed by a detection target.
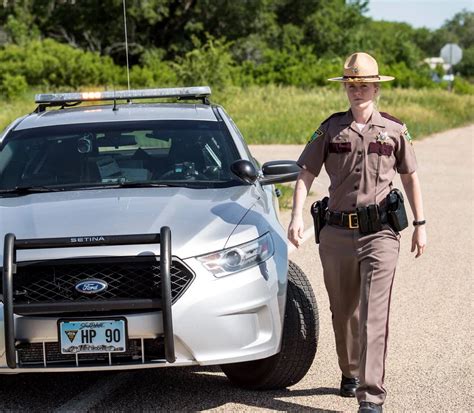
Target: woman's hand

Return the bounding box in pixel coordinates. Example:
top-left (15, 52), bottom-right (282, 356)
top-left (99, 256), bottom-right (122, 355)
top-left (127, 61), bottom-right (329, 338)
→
top-left (287, 169), bottom-right (316, 248)
top-left (411, 225), bottom-right (427, 258)
top-left (288, 215), bottom-right (305, 248)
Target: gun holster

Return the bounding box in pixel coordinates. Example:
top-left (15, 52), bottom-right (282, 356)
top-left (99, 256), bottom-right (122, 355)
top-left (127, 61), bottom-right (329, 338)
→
top-left (385, 188), bottom-right (408, 232)
top-left (310, 197), bottom-right (329, 244)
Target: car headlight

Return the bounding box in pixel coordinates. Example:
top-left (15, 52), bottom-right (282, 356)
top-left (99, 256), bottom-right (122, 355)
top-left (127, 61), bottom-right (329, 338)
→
top-left (197, 232), bottom-right (274, 277)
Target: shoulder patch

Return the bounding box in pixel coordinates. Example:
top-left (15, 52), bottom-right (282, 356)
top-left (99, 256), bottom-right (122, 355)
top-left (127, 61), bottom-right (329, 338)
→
top-left (402, 128), bottom-right (413, 144)
top-left (321, 111), bottom-right (346, 125)
top-left (308, 128), bottom-right (324, 144)
top-left (380, 111), bottom-right (404, 125)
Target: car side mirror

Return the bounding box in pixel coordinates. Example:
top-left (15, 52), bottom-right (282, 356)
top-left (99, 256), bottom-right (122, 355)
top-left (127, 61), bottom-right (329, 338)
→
top-left (260, 160), bottom-right (301, 185)
top-left (230, 160), bottom-right (258, 184)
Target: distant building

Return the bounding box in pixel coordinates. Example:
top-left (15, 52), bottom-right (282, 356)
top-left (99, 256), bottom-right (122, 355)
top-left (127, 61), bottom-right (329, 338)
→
top-left (423, 57), bottom-right (451, 72)
top-left (423, 57), bottom-right (453, 82)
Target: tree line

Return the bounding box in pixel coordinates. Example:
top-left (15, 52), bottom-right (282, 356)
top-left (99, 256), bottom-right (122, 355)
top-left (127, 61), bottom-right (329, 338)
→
top-left (0, 0), bottom-right (472, 97)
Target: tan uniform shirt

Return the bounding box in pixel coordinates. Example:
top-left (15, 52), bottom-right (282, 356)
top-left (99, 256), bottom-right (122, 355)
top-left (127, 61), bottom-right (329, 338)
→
top-left (297, 109), bottom-right (417, 212)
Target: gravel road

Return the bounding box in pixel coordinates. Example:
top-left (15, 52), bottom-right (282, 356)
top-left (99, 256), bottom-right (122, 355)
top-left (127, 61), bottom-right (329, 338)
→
top-left (0, 125), bottom-right (471, 412)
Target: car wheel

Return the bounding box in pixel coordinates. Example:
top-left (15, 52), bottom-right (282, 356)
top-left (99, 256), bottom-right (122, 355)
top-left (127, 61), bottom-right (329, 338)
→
top-left (220, 260), bottom-right (319, 390)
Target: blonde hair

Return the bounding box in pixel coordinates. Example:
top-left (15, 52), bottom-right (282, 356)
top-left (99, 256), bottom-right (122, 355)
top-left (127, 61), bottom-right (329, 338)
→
top-left (374, 82), bottom-right (381, 109)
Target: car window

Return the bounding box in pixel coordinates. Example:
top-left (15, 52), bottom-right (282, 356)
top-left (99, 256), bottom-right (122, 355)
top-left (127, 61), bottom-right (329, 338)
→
top-left (219, 108), bottom-right (256, 167)
top-left (0, 120), bottom-right (241, 190)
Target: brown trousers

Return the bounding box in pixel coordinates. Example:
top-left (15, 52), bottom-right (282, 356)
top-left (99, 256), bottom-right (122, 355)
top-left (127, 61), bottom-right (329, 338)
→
top-left (319, 224), bottom-right (400, 405)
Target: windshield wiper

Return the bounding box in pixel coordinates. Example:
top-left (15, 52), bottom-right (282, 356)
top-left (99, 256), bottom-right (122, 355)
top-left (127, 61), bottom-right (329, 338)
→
top-left (0, 180), bottom-right (216, 196)
top-left (0, 186), bottom-right (65, 196)
top-left (115, 182), bottom-right (183, 188)
top-left (51, 182), bottom-right (197, 191)
top-left (118, 181), bottom-right (214, 189)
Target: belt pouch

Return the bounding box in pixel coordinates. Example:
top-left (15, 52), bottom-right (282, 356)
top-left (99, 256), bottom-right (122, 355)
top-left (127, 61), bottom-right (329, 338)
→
top-left (356, 207), bottom-right (370, 234)
top-left (367, 204), bottom-right (383, 232)
top-left (386, 189), bottom-right (408, 231)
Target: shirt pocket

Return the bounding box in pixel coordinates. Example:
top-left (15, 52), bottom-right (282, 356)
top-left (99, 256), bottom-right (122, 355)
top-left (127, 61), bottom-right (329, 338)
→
top-left (367, 141), bottom-right (395, 175)
top-left (326, 141), bottom-right (353, 185)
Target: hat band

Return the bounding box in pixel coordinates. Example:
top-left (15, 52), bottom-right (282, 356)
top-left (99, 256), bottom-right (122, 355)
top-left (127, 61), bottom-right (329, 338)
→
top-left (343, 75), bottom-right (380, 79)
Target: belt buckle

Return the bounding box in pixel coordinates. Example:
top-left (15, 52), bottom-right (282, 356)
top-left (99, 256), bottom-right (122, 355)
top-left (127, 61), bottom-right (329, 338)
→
top-left (348, 213), bottom-right (359, 229)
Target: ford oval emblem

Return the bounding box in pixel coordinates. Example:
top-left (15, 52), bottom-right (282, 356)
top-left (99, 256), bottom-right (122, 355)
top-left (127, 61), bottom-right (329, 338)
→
top-left (75, 279), bottom-right (108, 294)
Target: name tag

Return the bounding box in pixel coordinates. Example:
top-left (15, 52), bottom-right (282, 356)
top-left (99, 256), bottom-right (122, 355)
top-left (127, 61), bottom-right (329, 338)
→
top-left (368, 142), bottom-right (393, 156)
top-left (329, 142), bottom-right (351, 153)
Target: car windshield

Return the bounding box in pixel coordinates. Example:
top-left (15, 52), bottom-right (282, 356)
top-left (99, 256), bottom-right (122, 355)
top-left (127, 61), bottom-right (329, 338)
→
top-left (0, 120), bottom-right (242, 192)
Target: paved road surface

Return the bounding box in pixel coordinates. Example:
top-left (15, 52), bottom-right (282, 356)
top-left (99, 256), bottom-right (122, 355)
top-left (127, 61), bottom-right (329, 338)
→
top-left (0, 125), bottom-right (472, 412)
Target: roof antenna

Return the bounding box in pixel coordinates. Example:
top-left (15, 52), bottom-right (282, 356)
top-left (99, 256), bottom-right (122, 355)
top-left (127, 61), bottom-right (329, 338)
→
top-left (122, 0), bottom-right (131, 93)
top-left (112, 84), bottom-right (118, 111)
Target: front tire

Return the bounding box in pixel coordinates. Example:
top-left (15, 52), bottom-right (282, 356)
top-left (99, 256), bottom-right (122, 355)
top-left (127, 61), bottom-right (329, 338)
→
top-left (221, 260), bottom-right (319, 390)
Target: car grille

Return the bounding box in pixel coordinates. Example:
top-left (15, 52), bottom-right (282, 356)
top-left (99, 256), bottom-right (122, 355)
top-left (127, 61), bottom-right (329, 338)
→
top-left (6, 257), bottom-right (194, 305)
top-left (17, 338), bottom-right (165, 367)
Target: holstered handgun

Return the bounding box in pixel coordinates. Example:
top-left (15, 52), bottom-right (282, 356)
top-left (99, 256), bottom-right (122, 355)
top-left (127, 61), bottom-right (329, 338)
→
top-left (386, 188), bottom-right (408, 231)
top-left (310, 197), bottom-right (329, 244)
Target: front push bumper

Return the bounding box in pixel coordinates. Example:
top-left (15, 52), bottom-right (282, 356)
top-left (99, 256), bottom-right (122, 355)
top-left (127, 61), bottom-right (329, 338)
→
top-left (0, 229), bottom-right (285, 373)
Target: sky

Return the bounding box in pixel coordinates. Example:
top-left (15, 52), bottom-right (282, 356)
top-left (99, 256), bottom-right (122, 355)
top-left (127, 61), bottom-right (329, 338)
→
top-left (365, 0), bottom-right (473, 29)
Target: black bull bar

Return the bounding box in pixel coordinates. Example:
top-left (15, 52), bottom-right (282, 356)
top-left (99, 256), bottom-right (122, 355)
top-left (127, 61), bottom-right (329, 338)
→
top-left (2, 228), bottom-right (176, 369)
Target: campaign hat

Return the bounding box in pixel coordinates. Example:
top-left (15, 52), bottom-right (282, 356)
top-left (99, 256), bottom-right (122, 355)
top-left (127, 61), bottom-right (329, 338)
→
top-left (328, 52), bottom-right (394, 82)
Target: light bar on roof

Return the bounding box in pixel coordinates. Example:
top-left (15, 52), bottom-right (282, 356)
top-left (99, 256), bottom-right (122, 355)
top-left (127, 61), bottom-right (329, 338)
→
top-left (35, 86), bottom-right (212, 104)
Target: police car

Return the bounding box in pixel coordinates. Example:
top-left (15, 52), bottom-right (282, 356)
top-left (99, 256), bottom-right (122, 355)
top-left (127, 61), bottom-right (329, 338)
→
top-left (0, 87), bottom-right (318, 389)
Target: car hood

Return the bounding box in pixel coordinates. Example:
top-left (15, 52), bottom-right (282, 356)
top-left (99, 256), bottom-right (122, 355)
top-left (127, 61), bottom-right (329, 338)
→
top-left (0, 186), bottom-right (262, 261)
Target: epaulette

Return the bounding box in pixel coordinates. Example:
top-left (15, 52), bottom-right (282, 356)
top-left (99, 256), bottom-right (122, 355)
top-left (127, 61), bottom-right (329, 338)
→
top-left (380, 111), bottom-right (404, 125)
top-left (321, 111), bottom-right (346, 125)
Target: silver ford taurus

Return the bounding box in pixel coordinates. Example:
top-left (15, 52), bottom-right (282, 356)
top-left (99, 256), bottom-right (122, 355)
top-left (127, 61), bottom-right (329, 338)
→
top-left (0, 87), bottom-right (318, 389)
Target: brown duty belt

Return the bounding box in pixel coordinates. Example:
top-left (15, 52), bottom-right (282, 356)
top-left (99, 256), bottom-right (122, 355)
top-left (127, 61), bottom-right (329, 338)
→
top-left (326, 210), bottom-right (388, 229)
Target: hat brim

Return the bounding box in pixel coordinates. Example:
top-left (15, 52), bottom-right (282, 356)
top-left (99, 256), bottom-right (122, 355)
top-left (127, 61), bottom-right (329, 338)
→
top-left (328, 75), bottom-right (395, 83)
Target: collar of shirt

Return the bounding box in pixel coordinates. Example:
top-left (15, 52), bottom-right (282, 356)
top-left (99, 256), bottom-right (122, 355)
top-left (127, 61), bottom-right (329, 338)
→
top-left (339, 109), bottom-right (386, 135)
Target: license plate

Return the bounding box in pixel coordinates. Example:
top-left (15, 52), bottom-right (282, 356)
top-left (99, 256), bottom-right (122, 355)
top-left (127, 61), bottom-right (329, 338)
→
top-left (59, 319), bottom-right (127, 354)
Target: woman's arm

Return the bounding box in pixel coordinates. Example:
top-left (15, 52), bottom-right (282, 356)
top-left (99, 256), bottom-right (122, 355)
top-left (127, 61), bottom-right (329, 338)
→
top-left (288, 168), bottom-right (316, 247)
top-left (400, 171), bottom-right (427, 258)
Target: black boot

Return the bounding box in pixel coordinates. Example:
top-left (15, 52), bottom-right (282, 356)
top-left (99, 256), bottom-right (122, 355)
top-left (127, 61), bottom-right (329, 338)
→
top-left (340, 374), bottom-right (359, 397)
top-left (358, 402), bottom-right (383, 412)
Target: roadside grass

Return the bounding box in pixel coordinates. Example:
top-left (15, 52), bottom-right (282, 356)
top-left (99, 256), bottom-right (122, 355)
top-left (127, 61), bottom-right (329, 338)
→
top-left (275, 184), bottom-right (316, 210)
top-left (0, 90), bottom-right (37, 131)
top-left (1, 86), bottom-right (472, 145)
top-left (275, 184), bottom-right (295, 210)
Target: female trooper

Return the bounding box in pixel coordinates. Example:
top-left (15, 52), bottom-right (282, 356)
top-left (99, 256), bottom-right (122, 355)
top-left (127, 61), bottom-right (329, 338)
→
top-left (288, 52), bottom-right (426, 413)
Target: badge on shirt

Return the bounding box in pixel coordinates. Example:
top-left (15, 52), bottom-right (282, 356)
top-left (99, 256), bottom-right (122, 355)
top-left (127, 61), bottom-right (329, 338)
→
top-left (308, 128), bottom-right (324, 144)
top-left (375, 131), bottom-right (389, 144)
top-left (403, 128), bottom-right (413, 145)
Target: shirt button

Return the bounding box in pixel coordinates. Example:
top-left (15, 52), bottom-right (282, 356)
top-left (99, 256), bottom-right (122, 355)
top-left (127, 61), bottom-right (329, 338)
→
top-left (354, 185), bottom-right (359, 190)
top-left (352, 203), bottom-right (356, 208)
top-left (355, 168), bottom-right (361, 172)
top-left (358, 151), bottom-right (362, 155)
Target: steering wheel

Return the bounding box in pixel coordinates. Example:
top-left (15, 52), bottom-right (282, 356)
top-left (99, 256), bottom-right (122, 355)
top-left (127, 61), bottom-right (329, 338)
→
top-left (157, 169), bottom-right (208, 181)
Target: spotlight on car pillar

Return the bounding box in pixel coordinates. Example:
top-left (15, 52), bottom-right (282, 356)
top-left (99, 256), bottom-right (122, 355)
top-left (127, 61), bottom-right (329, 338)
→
top-left (230, 160), bottom-right (258, 184)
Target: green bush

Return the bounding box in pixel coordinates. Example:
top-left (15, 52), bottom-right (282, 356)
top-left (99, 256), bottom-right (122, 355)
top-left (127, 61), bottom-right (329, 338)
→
top-left (173, 36), bottom-right (235, 89)
top-left (0, 34), bottom-right (469, 101)
top-left (386, 62), bottom-right (439, 89)
top-left (129, 48), bottom-right (178, 88)
top-left (454, 46), bottom-right (474, 78)
top-left (234, 47), bottom-right (344, 88)
top-left (0, 39), bottom-right (120, 90)
top-left (453, 77), bottom-right (474, 95)
top-left (4, 14), bottom-right (40, 45)
top-left (0, 74), bottom-right (28, 99)
top-left (236, 47), bottom-right (315, 87)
